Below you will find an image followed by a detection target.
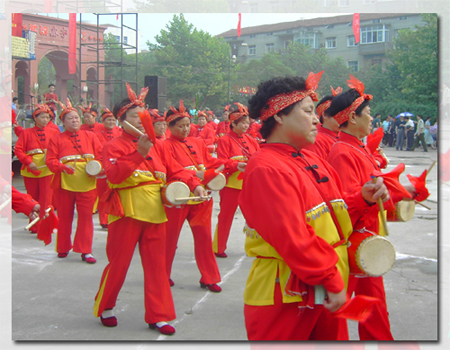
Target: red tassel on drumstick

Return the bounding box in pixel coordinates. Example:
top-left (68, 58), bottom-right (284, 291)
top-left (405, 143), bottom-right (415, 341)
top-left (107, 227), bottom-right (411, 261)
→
top-left (138, 109), bottom-right (157, 144)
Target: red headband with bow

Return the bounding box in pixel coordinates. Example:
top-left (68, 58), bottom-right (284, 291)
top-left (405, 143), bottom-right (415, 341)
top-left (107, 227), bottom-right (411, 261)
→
top-left (166, 100), bottom-right (191, 124)
top-left (333, 75), bottom-right (373, 125)
top-left (59, 98), bottom-right (78, 120)
top-left (316, 85), bottom-right (342, 118)
top-left (230, 102), bottom-right (249, 123)
top-left (32, 104), bottom-right (53, 118)
top-left (101, 108), bottom-right (115, 121)
top-left (116, 83), bottom-right (149, 119)
top-left (260, 71), bottom-right (323, 122)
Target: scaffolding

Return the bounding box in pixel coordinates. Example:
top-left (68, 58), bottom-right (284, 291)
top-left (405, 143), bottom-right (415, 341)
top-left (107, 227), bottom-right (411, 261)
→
top-left (77, 12), bottom-right (138, 109)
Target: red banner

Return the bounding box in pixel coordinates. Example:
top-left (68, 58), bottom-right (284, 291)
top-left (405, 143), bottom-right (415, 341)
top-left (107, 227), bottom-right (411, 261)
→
top-left (11, 13), bottom-right (23, 37)
top-left (353, 13), bottom-right (360, 44)
top-left (237, 13), bottom-right (242, 38)
top-left (68, 13), bottom-right (76, 75)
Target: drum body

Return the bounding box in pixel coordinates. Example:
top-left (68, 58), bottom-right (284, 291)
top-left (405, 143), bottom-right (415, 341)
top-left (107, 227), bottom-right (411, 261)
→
top-left (206, 173), bottom-right (226, 191)
top-left (347, 229), bottom-right (396, 277)
top-left (386, 200), bottom-right (415, 222)
top-left (85, 160), bottom-right (102, 176)
top-left (161, 181), bottom-right (190, 206)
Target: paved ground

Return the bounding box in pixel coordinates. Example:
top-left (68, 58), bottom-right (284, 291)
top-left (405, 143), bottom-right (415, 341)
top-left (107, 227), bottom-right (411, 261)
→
top-left (2, 145), bottom-right (442, 349)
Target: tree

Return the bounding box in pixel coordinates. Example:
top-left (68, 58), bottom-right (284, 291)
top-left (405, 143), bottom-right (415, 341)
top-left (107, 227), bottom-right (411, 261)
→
top-left (148, 14), bottom-right (230, 109)
top-left (388, 13), bottom-right (438, 104)
top-left (37, 56), bottom-right (56, 98)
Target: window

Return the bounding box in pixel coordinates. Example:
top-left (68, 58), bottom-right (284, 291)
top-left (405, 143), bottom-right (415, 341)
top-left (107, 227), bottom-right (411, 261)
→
top-left (248, 45), bottom-right (256, 55)
top-left (266, 43), bottom-right (275, 53)
top-left (284, 40), bottom-right (292, 49)
top-left (360, 25), bottom-right (389, 44)
top-left (363, 0), bottom-right (376, 4)
top-left (270, 1), bottom-right (279, 12)
top-left (323, 0), bottom-right (337, 6)
top-left (250, 3), bottom-right (258, 13)
top-left (399, 16), bottom-right (407, 20)
top-left (371, 58), bottom-right (382, 66)
top-left (123, 36), bottom-right (128, 45)
top-left (338, 0), bottom-right (349, 6)
top-left (250, 34), bottom-right (256, 38)
top-left (114, 35), bottom-right (120, 42)
top-left (326, 25), bottom-right (334, 29)
top-left (348, 61), bottom-right (358, 72)
top-left (373, 19), bottom-right (380, 23)
top-left (267, 32), bottom-right (273, 36)
top-left (347, 35), bottom-right (356, 46)
top-left (326, 37), bottom-right (337, 49)
top-left (294, 32), bottom-right (317, 49)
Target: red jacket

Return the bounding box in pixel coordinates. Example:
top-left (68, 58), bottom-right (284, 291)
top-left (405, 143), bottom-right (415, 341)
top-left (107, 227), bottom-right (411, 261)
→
top-left (80, 123), bottom-right (104, 133)
top-left (95, 127), bottom-right (122, 147)
top-left (189, 124), bottom-right (216, 146)
top-left (216, 121), bottom-right (230, 137)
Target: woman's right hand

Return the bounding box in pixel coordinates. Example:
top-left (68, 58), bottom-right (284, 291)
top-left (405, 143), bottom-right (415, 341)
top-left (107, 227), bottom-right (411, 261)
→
top-left (323, 288), bottom-right (347, 313)
top-left (137, 134), bottom-right (153, 158)
top-left (29, 162), bottom-right (38, 171)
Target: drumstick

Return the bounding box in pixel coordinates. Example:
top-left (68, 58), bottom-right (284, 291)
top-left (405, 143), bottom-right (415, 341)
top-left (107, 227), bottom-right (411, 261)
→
top-left (0, 196), bottom-right (11, 211)
top-left (426, 161), bottom-right (436, 177)
top-left (415, 201), bottom-right (431, 210)
top-left (372, 177), bottom-right (390, 236)
top-left (175, 196), bottom-right (212, 201)
top-left (24, 207), bottom-right (52, 231)
top-left (215, 164), bottom-right (225, 173)
top-left (123, 121), bottom-right (144, 136)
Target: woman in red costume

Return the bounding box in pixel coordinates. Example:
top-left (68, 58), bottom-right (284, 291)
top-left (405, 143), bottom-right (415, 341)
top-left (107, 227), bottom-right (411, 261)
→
top-left (79, 103), bottom-right (103, 133)
top-left (93, 84), bottom-right (206, 334)
top-left (190, 111), bottom-right (216, 151)
top-left (238, 74), bottom-right (390, 341)
top-left (216, 105), bottom-right (232, 138)
top-left (46, 99), bottom-right (103, 264)
top-left (164, 100), bottom-right (245, 292)
top-left (305, 86), bottom-right (341, 159)
top-left (95, 108), bottom-right (122, 229)
top-left (327, 76), bottom-right (417, 341)
top-left (149, 109), bottom-right (167, 141)
top-left (14, 104), bottom-right (60, 232)
top-left (213, 103), bottom-right (259, 257)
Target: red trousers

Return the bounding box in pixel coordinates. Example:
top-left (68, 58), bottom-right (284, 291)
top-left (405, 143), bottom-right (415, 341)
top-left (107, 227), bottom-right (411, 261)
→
top-left (96, 177), bottom-right (109, 225)
top-left (23, 176), bottom-right (53, 232)
top-left (244, 283), bottom-right (348, 340)
top-left (213, 186), bottom-right (240, 255)
top-left (93, 217), bottom-right (175, 324)
top-left (56, 188), bottom-right (96, 254)
top-left (165, 200), bottom-right (221, 285)
top-left (347, 275), bottom-right (394, 340)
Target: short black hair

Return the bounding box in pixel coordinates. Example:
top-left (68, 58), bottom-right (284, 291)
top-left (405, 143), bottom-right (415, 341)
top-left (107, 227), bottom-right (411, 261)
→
top-left (229, 115), bottom-right (249, 130)
top-left (48, 83), bottom-right (55, 88)
top-left (247, 76), bottom-right (306, 139)
top-left (13, 97), bottom-right (18, 102)
top-left (316, 95), bottom-right (333, 123)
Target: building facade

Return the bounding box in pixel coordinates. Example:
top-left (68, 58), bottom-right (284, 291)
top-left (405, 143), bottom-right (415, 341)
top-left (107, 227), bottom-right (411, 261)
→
top-left (218, 13), bottom-right (424, 72)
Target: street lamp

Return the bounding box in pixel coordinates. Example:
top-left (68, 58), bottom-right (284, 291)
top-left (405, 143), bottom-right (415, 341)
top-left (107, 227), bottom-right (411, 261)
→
top-left (227, 54), bottom-right (237, 105)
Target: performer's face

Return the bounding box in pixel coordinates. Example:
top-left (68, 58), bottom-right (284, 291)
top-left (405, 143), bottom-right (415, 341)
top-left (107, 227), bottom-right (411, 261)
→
top-left (232, 116), bottom-right (250, 135)
top-left (153, 121), bottom-right (166, 137)
top-left (34, 113), bottom-right (50, 129)
top-left (277, 96), bottom-right (319, 150)
top-left (169, 117), bottom-right (191, 140)
top-left (63, 111), bottom-right (81, 132)
top-left (84, 112), bottom-right (96, 126)
top-left (121, 106), bottom-right (145, 136)
top-left (197, 116), bottom-right (207, 127)
top-left (102, 116), bottom-right (117, 131)
top-left (355, 105), bottom-right (373, 138)
top-left (222, 111), bottom-right (230, 121)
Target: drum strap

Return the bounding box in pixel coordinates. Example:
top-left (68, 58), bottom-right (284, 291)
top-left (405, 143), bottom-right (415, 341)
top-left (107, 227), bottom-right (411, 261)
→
top-left (178, 140), bottom-right (202, 171)
top-left (226, 134), bottom-right (252, 160)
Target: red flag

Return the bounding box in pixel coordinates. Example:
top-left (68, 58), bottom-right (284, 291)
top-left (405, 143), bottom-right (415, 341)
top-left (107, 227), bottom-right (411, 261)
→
top-left (237, 13), bottom-right (242, 38)
top-left (353, 13), bottom-right (360, 44)
top-left (68, 13), bottom-right (77, 75)
top-left (372, 163), bottom-right (412, 199)
top-left (138, 110), bottom-right (157, 144)
top-left (367, 127), bottom-right (384, 154)
top-left (37, 206), bottom-right (58, 246)
top-left (116, 14), bottom-right (119, 20)
top-left (407, 169), bottom-right (430, 202)
top-left (332, 295), bottom-right (382, 322)
top-left (11, 14), bottom-right (23, 37)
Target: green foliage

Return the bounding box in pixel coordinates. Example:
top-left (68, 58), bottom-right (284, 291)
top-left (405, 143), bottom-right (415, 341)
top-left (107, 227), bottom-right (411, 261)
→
top-left (388, 13), bottom-right (438, 104)
top-left (37, 56), bottom-right (56, 98)
top-left (148, 14), bottom-right (230, 109)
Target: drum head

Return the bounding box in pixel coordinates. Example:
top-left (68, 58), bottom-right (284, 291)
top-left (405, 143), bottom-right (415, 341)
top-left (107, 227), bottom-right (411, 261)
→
top-left (358, 236), bottom-right (396, 277)
top-left (397, 200), bottom-right (415, 222)
top-left (164, 182), bottom-right (190, 205)
top-left (206, 173), bottom-right (226, 191)
top-left (86, 160), bottom-right (102, 176)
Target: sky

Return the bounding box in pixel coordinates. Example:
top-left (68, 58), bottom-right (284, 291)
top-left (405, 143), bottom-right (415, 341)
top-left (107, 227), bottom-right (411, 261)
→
top-left (40, 13), bottom-right (348, 51)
